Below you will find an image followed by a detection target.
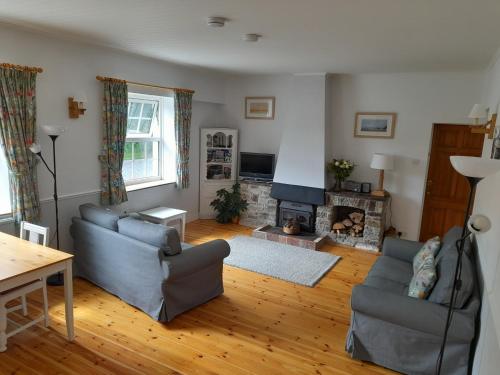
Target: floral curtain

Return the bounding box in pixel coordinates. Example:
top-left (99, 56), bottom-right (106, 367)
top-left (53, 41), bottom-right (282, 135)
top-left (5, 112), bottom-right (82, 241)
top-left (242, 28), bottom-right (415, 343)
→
top-left (98, 80), bottom-right (129, 205)
top-left (0, 67), bottom-right (40, 222)
top-left (174, 91), bottom-right (193, 189)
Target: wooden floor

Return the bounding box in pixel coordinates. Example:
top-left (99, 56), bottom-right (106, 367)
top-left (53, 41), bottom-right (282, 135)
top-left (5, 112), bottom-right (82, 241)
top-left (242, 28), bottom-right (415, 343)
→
top-left (1, 220), bottom-right (396, 375)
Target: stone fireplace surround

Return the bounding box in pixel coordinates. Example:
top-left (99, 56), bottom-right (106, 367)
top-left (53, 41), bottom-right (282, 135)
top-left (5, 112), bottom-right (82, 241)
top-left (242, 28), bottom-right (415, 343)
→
top-left (239, 180), bottom-right (389, 251)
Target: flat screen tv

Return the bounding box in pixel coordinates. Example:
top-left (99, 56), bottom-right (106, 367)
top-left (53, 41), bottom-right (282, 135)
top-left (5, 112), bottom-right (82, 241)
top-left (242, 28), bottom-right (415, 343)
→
top-left (239, 152), bottom-right (275, 181)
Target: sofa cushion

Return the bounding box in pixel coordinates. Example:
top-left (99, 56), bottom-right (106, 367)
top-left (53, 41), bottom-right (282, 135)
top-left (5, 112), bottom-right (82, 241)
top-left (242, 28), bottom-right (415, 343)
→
top-left (364, 275), bottom-right (409, 295)
top-left (428, 241), bottom-right (474, 308)
top-left (408, 255), bottom-right (437, 299)
top-left (412, 236), bottom-right (440, 273)
top-left (79, 203), bottom-right (121, 231)
top-left (117, 217), bottom-right (182, 256)
top-left (442, 226), bottom-right (472, 256)
top-left (367, 256), bottom-right (413, 285)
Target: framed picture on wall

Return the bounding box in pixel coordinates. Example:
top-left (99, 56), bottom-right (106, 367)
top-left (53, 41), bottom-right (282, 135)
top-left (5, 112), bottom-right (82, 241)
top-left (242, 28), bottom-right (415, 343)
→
top-left (245, 97), bottom-right (275, 120)
top-left (354, 112), bottom-right (397, 138)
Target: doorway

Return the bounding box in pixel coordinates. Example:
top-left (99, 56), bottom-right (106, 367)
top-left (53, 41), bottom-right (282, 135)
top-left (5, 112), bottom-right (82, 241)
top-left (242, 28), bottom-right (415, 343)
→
top-left (419, 124), bottom-right (484, 241)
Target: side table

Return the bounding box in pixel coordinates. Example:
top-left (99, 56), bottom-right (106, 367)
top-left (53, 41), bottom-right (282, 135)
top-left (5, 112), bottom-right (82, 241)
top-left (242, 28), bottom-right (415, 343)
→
top-left (139, 207), bottom-right (187, 241)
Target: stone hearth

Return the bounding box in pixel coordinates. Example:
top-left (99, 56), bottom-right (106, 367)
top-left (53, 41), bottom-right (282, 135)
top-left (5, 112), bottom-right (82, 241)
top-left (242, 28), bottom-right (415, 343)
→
top-left (253, 225), bottom-right (327, 251)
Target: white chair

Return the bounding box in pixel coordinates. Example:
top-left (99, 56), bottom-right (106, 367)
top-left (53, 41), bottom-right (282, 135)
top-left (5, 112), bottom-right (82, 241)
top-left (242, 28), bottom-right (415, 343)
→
top-left (0, 222), bottom-right (50, 352)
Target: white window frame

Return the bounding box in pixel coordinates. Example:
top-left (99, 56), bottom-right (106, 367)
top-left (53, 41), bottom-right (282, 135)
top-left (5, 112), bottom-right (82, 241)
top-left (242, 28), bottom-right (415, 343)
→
top-left (124, 92), bottom-right (176, 190)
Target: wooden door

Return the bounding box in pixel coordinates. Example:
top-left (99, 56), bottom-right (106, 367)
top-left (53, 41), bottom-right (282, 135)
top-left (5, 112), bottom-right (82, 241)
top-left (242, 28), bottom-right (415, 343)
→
top-left (419, 124), bottom-right (484, 241)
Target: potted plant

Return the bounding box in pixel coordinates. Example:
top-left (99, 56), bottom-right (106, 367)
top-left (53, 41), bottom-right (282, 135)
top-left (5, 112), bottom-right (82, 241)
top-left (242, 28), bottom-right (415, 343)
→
top-left (326, 158), bottom-right (355, 191)
top-left (210, 183), bottom-right (248, 224)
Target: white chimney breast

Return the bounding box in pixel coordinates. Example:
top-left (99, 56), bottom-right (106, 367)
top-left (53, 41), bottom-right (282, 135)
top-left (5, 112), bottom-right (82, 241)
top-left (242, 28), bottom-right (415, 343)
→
top-left (273, 74), bottom-right (327, 189)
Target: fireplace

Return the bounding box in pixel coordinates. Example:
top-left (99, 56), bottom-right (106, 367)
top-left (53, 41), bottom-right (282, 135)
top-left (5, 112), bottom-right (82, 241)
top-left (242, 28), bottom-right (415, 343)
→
top-left (240, 182), bottom-right (389, 251)
top-left (270, 182), bottom-right (324, 234)
top-left (278, 201), bottom-right (316, 233)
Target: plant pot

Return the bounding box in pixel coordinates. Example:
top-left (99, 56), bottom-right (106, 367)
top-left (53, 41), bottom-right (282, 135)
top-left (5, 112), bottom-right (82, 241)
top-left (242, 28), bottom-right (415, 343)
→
top-left (231, 216), bottom-right (240, 224)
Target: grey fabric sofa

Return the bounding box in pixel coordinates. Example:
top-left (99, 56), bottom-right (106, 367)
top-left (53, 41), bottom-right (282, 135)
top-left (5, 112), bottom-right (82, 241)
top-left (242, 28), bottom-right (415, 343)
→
top-left (346, 227), bottom-right (480, 375)
top-left (70, 204), bottom-right (230, 322)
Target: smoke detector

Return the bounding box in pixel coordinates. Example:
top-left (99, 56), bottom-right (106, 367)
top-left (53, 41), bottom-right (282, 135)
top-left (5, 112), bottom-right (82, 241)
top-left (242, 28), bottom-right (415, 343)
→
top-left (243, 33), bottom-right (261, 42)
top-left (207, 17), bottom-right (226, 28)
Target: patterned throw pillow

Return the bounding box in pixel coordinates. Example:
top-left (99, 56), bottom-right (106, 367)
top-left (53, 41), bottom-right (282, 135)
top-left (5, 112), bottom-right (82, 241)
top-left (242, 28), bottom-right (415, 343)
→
top-left (408, 256), bottom-right (437, 299)
top-left (413, 236), bottom-right (441, 273)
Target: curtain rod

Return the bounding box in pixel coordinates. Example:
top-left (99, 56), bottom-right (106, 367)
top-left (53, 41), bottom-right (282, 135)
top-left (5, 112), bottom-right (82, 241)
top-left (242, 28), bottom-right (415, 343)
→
top-left (96, 75), bottom-right (194, 94)
top-left (0, 63), bottom-right (43, 73)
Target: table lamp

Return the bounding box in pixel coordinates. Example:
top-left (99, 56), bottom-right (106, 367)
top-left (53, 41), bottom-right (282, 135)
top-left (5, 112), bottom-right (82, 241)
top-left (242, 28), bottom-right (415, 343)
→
top-left (370, 153), bottom-right (394, 197)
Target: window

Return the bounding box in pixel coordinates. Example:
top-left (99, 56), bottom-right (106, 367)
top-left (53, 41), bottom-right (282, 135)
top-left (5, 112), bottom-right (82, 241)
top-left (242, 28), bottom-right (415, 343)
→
top-left (123, 93), bottom-right (176, 189)
top-left (0, 144), bottom-right (11, 216)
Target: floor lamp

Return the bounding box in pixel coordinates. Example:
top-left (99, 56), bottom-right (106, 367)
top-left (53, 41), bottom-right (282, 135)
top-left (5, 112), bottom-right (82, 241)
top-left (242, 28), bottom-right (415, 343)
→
top-left (29, 125), bottom-right (68, 286)
top-left (436, 156), bottom-right (500, 374)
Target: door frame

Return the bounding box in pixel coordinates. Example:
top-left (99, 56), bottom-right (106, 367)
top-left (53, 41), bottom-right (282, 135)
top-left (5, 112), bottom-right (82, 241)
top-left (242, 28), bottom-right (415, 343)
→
top-left (418, 123), bottom-right (484, 241)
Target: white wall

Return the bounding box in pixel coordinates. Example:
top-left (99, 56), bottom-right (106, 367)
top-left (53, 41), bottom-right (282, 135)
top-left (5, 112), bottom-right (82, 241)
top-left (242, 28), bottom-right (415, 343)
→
top-left (329, 72), bottom-right (483, 240)
top-left (0, 25), bottom-right (227, 249)
top-left (273, 74), bottom-right (328, 189)
top-left (223, 74), bottom-right (291, 155)
top-left (471, 51), bottom-right (500, 375)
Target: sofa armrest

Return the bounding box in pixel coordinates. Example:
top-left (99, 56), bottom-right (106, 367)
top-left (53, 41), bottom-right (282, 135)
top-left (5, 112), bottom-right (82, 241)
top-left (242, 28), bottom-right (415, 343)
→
top-left (382, 237), bottom-right (423, 263)
top-left (161, 239), bottom-right (230, 281)
top-left (351, 285), bottom-right (475, 342)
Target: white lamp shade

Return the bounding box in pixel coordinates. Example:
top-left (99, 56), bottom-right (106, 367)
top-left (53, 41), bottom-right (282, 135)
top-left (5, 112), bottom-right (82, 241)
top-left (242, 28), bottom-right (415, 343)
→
top-left (468, 214), bottom-right (491, 234)
top-left (450, 156), bottom-right (500, 178)
top-left (468, 104), bottom-right (489, 120)
top-left (29, 143), bottom-right (42, 154)
top-left (370, 153), bottom-right (394, 171)
top-left (42, 125), bottom-right (68, 136)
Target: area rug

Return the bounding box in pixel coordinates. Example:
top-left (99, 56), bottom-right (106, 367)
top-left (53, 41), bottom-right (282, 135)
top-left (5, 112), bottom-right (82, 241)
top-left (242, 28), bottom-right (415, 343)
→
top-left (225, 236), bottom-right (341, 287)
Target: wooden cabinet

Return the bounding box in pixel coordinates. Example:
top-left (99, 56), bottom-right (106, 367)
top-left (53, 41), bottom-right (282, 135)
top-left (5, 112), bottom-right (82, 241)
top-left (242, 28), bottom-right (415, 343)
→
top-left (199, 128), bottom-right (238, 219)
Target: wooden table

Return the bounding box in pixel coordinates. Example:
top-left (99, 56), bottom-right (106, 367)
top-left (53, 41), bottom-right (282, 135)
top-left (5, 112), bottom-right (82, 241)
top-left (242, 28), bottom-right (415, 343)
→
top-left (139, 207), bottom-right (187, 241)
top-left (0, 232), bottom-right (74, 348)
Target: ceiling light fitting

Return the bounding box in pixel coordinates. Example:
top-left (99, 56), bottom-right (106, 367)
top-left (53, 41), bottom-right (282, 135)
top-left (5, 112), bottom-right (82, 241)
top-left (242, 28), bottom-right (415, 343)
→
top-left (207, 17), bottom-right (226, 28)
top-left (243, 34), bottom-right (261, 42)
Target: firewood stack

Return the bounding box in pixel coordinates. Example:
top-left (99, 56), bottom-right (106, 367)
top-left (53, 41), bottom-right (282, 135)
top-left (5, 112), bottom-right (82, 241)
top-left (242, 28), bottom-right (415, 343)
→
top-left (331, 212), bottom-right (365, 237)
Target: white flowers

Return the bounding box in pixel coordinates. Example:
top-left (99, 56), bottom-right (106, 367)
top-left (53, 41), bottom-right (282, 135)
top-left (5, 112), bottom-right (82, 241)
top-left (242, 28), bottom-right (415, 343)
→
top-left (327, 158), bottom-right (355, 175)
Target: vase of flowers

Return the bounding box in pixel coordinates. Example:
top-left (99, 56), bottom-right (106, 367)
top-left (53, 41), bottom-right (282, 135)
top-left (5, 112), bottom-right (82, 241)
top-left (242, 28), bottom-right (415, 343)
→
top-left (326, 158), bottom-right (355, 191)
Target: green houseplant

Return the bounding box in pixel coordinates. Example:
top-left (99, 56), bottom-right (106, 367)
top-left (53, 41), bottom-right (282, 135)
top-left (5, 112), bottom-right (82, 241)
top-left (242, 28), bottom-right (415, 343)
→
top-left (210, 183), bottom-right (248, 224)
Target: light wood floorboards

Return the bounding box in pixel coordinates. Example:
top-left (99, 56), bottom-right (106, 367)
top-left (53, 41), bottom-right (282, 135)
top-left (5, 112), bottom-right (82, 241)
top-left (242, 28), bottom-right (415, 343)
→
top-left (1, 220), bottom-right (396, 374)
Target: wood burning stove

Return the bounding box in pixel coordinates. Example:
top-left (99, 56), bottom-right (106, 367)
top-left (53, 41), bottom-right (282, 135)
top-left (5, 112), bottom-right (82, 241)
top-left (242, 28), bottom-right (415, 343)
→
top-left (278, 201), bottom-right (316, 233)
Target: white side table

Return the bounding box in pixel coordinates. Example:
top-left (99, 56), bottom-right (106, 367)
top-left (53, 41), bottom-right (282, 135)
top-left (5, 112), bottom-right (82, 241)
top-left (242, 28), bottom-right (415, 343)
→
top-left (139, 207), bottom-right (187, 241)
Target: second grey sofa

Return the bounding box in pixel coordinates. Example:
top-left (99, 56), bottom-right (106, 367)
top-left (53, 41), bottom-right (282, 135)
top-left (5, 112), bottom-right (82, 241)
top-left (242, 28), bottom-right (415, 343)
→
top-left (346, 227), bottom-right (480, 375)
top-left (70, 204), bottom-right (230, 322)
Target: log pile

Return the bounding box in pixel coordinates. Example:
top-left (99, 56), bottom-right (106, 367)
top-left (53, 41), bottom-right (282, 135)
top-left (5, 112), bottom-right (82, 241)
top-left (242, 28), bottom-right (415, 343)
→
top-left (331, 212), bottom-right (365, 237)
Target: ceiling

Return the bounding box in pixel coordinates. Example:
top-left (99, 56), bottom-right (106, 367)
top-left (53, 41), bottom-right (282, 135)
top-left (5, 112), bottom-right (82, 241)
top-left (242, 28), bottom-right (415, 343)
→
top-left (1, 0), bottom-right (500, 74)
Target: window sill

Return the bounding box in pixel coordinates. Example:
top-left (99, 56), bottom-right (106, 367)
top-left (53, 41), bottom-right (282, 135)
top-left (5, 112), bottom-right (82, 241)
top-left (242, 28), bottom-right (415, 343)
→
top-left (126, 179), bottom-right (175, 192)
top-left (0, 215), bottom-right (14, 226)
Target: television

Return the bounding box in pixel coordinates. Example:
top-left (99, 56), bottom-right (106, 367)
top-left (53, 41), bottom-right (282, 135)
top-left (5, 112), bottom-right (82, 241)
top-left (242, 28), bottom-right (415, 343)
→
top-left (239, 152), bottom-right (275, 181)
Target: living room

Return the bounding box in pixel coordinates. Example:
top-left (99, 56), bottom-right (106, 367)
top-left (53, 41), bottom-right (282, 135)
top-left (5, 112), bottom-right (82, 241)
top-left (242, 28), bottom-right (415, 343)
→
top-left (0, 1), bottom-right (500, 374)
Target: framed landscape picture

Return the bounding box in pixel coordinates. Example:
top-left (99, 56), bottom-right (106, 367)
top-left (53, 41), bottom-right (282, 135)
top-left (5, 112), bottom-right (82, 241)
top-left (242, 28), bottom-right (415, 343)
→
top-left (354, 112), bottom-right (397, 138)
top-left (245, 97), bottom-right (275, 120)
